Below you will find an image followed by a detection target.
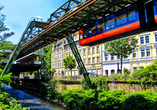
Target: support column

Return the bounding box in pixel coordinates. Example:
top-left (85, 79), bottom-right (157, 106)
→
top-left (66, 35), bottom-right (93, 89)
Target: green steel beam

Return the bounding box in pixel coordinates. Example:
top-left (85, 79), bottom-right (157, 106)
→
top-left (49, 0), bottom-right (84, 23)
top-left (1, 19), bottom-right (47, 76)
top-left (20, 0), bottom-right (151, 57)
top-left (66, 35), bottom-right (93, 89)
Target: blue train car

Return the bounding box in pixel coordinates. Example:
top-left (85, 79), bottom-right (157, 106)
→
top-left (79, 3), bottom-right (148, 46)
top-left (145, 0), bottom-right (157, 30)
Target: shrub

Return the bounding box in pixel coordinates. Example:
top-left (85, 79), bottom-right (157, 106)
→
top-left (122, 94), bottom-right (149, 110)
top-left (107, 73), bottom-right (123, 81)
top-left (92, 76), bottom-right (108, 90)
top-left (123, 68), bottom-right (130, 75)
top-left (46, 78), bottom-right (61, 100)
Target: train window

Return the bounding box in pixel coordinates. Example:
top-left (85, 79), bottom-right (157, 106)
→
top-left (80, 32), bottom-right (83, 39)
top-left (106, 18), bottom-right (115, 29)
top-left (84, 29), bottom-right (88, 38)
top-left (156, 1), bottom-right (157, 11)
top-left (116, 14), bottom-right (127, 25)
top-left (88, 26), bottom-right (96, 36)
top-left (128, 10), bottom-right (136, 21)
top-left (97, 22), bottom-right (105, 33)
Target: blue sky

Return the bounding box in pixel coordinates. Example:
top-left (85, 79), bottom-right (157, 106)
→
top-left (1, 0), bottom-right (67, 44)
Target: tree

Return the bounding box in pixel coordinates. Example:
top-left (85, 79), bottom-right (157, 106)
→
top-left (0, 6), bottom-right (14, 64)
top-left (104, 37), bottom-right (138, 73)
top-left (35, 43), bottom-right (53, 69)
top-left (48, 68), bottom-right (56, 77)
top-left (63, 55), bottom-right (76, 76)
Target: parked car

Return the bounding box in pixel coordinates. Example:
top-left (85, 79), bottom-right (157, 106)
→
top-left (83, 72), bottom-right (99, 78)
top-left (74, 75), bottom-right (82, 79)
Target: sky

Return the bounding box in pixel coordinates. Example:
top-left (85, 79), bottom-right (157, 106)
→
top-left (1, 0), bottom-right (67, 44)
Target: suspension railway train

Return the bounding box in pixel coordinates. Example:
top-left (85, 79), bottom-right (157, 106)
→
top-left (79, 0), bottom-right (157, 46)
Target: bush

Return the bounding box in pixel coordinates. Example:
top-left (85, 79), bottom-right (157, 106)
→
top-left (123, 68), bottom-right (130, 75)
top-left (129, 64), bottom-right (157, 88)
top-left (46, 78), bottom-right (61, 100)
top-left (107, 73), bottom-right (124, 81)
top-left (92, 76), bottom-right (108, 90)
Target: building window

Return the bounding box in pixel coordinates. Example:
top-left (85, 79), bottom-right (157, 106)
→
top-left (145, 36), bottom-right (149, 44)
top-left (105, 53), bottom-right (108, 61)
top-left (59, 63), bottom-right (61, 67)
top-left (105, 70), bottom-right (108, 76)
top-left (84, 59), bottom-right (86, 65)
top-left (141, 49), bottom-right (145, 57)
top-left (88, 48), bottom-right (90, 55)
top-left (92, 47), bottom-right (95, 54)
top-left (59, 55), bottom-right (61, 61)
top-left (97, 46), bottom-right (100, 53)
top-left (139, 34), bottom-right (150, 44)
top-left (88, 69), bottom-right (91, 73)
top-left (97, 57), bottom-right (100, 63)
top-left (55, 56), bottom-right (57, 61)
top-left (59, 48), bottom-right (61, 53)
top-left (55, 50), bottom-right (57, 54)
top-left (88, 58), bottom-right (91, 64)
top-left (155, 34), bottom-right (157, 42)
top-left (84, 49), bottom-right (86, 56)
top-left (111, 56), bottom-right (114, 60)
top-left (66, 46), bottom-right (69, 51)
top-left (55, 63), bottom-right (57, 68)
top-left (146, 49), bottom-right (150, 56)
top-left (132, 48), bottom-right (136, 58)
top-left (92, 69), bottom-right (96, 73)
top-left (155, 48), bottom-right (157, 56)
top-left (97, 68), bottom-right (101, 75)
top-left (140, 37), bottom-right (144, 44)
top-left (92, 57), bottom-right (95, 64)
top-left (111, 70), bottom-right (115, 74)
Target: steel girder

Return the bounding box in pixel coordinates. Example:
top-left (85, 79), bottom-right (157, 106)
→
top-left (20, 0), bottom-right (150, 58)
top-left (1, 19), bottom-right (48, 76)
top-left (66, 35), bottom-right (93, 89)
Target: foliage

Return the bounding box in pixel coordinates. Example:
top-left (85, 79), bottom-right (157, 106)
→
top-left (104, 37), bottom-right (138, 73)
top-left (63, 55), bottom-right (76, 76)
top-left (48, 68), bottom-right (56, 77)
top-left (43, 44), bottom-right (53, 69)
top-left (0, 92), bottom-right (28, 110)
top-left (80, 74), bottom-right (94, 90)
top-left (50, 88), bottom-right (157, 110)
top-left (92, 76), bottom-right (108, 90)
top-left (66, 76), bottom-right (71, 80)
top-left (33, 71), bottom-right (40, 77)
top-left (0, 69), bottom-right (28, 109)
top-left (62, 89), bottom-right (97, 109)
top-left (129, 63), bottom-right (157, 87)
top-left (123, 68), bottom-right (130, 75)
top-left (45, 78), bottom-right (61, 100)
top-left (0, 5), bottom-right (15, 64)
top-left (35, 44), bottom-right (53, 69)
top-left (0, 72), bottom-right (12, 92)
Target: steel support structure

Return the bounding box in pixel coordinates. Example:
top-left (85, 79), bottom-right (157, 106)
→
top-left (66, 35), bottom-right (93, 89)
top-left (1, 19), bottom-right (47, 76)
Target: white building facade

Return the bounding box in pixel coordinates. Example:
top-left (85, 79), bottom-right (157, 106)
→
top-left (102, 43), bottom-right (130, 76)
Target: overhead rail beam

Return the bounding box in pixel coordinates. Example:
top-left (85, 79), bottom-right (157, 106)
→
top-left (1, 18), bottom-right (49, 76)
top-left (18, 0), bottom-right (150, 59)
